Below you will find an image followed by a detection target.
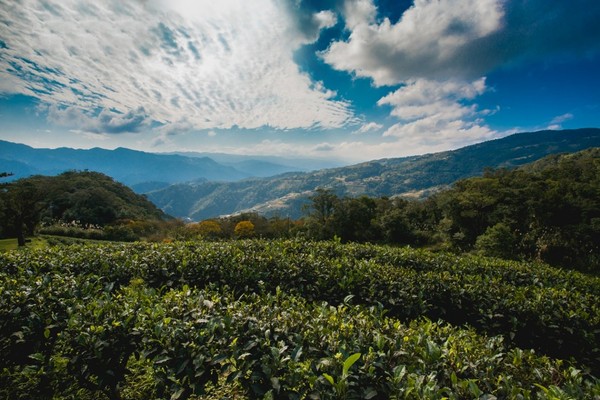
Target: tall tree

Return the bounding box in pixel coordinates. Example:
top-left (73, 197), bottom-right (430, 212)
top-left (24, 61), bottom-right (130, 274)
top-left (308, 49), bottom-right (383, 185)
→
top-left (304, 188), bottom-right (339, 240)
top-left (0, 177), bottom-right (45, 246)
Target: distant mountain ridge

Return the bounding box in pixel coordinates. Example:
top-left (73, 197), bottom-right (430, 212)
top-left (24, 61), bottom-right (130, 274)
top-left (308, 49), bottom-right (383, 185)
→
top-left (144, 128), bottom-right (600, 220)
top-left (0, 141), bottom-right (311, 185)
top-left (164, 151), bottom-right (344, 172)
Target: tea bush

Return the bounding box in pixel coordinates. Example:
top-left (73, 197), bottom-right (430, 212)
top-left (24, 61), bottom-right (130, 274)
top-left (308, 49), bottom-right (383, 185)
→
top-left (1, 240), bottom-right (599, 398)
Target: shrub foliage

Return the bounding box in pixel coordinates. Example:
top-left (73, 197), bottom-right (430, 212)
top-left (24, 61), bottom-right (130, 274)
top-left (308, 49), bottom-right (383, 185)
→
top-left (1, 240), bottom-right (599, 399)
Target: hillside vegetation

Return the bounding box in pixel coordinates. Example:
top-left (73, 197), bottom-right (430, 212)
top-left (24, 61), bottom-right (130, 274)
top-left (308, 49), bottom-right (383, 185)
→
top-left (1, 240), bottom-right (599, 399)
top-left (183, 148), bottom-right (600, 272)
top-left (145, 128), bottom-right (600, 219)
top-left (0, 171), bottom-right (168, 245)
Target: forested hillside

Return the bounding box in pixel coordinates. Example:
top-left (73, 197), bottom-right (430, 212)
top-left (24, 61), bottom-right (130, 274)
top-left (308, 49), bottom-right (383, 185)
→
top-left (295, 148), bottom-right (600, 272)
top-left (146, 128), bottom-right (600, 219)
top-left (188, 148), bottom-right (599, 272)
top-left (0, 171), bottom-right (168, 245)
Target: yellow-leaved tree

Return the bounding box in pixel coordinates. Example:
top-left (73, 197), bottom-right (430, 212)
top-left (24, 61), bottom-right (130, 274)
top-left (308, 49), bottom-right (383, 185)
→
top-left (234, 220), bottom-right (255, 238)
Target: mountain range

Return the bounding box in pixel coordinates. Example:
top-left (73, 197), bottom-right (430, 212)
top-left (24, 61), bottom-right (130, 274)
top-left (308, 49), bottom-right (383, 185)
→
top-left (2, 128), bottom-right (599, 221)
top-left (0, 141), bottom-right (326, 186)
top-left (145, 128), bottom-right (600, 220)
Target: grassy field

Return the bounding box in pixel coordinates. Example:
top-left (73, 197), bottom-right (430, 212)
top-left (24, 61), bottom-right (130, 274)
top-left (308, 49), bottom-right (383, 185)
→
top-left (0, 235), bottom-right (119, 252)
top-left (0, 236), bottom-right (49, 251)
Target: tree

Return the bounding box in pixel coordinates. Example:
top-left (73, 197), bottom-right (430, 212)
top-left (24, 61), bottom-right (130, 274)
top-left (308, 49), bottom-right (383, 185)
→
top-left (304, 188), bottom-right (339, 240)
top-left (378, 207), bottom-right (413, 244)
top-left (474, 222), bottom-right (518, 259)
top-left (0, 177), bottom-right (46, 246)
top-left (234, 220), bottom-right (255, 238)
top-left (189, 220), bottom-right (223, 239)
top-left (332, 196), bottom-right (378, 242)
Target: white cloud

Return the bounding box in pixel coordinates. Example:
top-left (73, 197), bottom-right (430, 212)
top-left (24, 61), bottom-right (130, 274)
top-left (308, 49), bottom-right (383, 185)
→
top-left (323, 0), bottom-right (600, 85)
top-left (548, 113), bottom-right (574, 130)
top-left (0, 0), bottom-right (353, 134)
top-left (343, 0), bottom-right (377, 30)
top-left (355, 122), bottom-right (383, 134)
top-left (551, 113), bottom-right (574, 124)
top-left (322, 0), bottom-right (504, 85)
top-left (44, 104), bottom-right (151, 134)
top-left (313, 10), bottom-right (338, 31)
top-left (378, 78), bottom-right (486, 122)
top-left (319, 1), bottom-right (502, 157)
top-left (377, 78), bottom-right (495, 152)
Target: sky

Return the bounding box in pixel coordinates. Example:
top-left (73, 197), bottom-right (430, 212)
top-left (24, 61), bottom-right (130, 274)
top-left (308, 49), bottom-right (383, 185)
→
top-left (1, 0), bottom-right (599, 164)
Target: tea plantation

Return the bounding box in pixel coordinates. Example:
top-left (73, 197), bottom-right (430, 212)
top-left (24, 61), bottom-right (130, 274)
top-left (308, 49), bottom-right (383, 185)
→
top-left (1, 240), bottom-right (599, 399)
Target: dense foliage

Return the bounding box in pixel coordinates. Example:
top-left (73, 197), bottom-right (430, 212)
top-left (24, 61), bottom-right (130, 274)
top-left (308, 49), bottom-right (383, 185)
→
top-left (0, 171), bottom-right (168, 244)
top-left (298, 149), bottom-right (600, 272)
top-left (1, 240), bottom-right (599, 399)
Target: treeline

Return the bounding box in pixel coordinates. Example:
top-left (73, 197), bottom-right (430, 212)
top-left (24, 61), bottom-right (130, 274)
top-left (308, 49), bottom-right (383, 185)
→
top-left (192, 149), bottom-right (599, 273)
top-left (3, 149), bottom-right (598, 272)
top-left (299, 149), bottom-right (600, 272)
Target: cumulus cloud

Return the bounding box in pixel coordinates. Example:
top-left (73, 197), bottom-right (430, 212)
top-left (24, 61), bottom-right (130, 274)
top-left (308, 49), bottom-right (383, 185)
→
top-left (343, 0), bottom-right (377, 30)
top-left (0, 0), bottom-right (354, 134)
top-left (322, 0), bottom-right (504, 85)
top-left (318, 0), bottom-right (600, 158)
top-left (322, 0), bottom-right (600, 85)
top-left (378, 79), bottom-right (486, 121)
top-left (319, 0), bottom-right (528, 154)
top-left (313, 10), bottom-right (338, 32)
top-left (376, 78), bottom-right (496, 150)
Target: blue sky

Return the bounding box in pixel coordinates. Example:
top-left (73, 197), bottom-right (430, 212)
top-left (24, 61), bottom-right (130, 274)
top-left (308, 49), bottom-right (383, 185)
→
top-left (1, 0), bottom-right (599, 163)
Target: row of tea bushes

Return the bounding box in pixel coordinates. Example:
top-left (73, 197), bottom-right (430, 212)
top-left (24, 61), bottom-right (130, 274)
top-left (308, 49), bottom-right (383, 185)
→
top-left (3, 240), bottom-right (597, 373)
top-left (1, 272), bottom-right (599, 399)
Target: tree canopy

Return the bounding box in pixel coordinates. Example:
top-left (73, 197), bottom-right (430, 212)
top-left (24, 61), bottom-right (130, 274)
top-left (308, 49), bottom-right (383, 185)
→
top-left (300, 149), bottom-right (600, 272)
top-left (0, 171), bottom-right (168, 244)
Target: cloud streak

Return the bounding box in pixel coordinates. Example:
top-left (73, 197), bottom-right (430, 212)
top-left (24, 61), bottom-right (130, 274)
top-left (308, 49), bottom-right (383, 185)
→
top-left (0, 0), bottom-right (354, 134)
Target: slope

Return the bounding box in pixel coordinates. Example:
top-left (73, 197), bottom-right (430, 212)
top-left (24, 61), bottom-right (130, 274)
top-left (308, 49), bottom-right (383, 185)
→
top-left (145, 128), bottom-right (600, 220)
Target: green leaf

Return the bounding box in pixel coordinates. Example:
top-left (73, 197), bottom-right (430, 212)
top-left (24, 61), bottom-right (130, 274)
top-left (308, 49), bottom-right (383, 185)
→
top-left (342, 353), bottom-right (361, 376)
top-left (155, 355), bottom-right (172, 365)
top-left (450, 372), bottom-right (458, 386)
top-left (29, 353), bottom-right (44, 362)
top-left (363, 387), bottom-right (378, 399)
top-left (291, 345), bottom-right (303, 362)
top-left (323, 373), bottom-right (335, 386)
top-left (171, 388), bottom-right (185, 400)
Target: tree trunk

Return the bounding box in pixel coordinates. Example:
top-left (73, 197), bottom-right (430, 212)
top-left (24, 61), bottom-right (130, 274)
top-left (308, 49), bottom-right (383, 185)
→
top-left (16, 224), bottom-right (26, 246)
